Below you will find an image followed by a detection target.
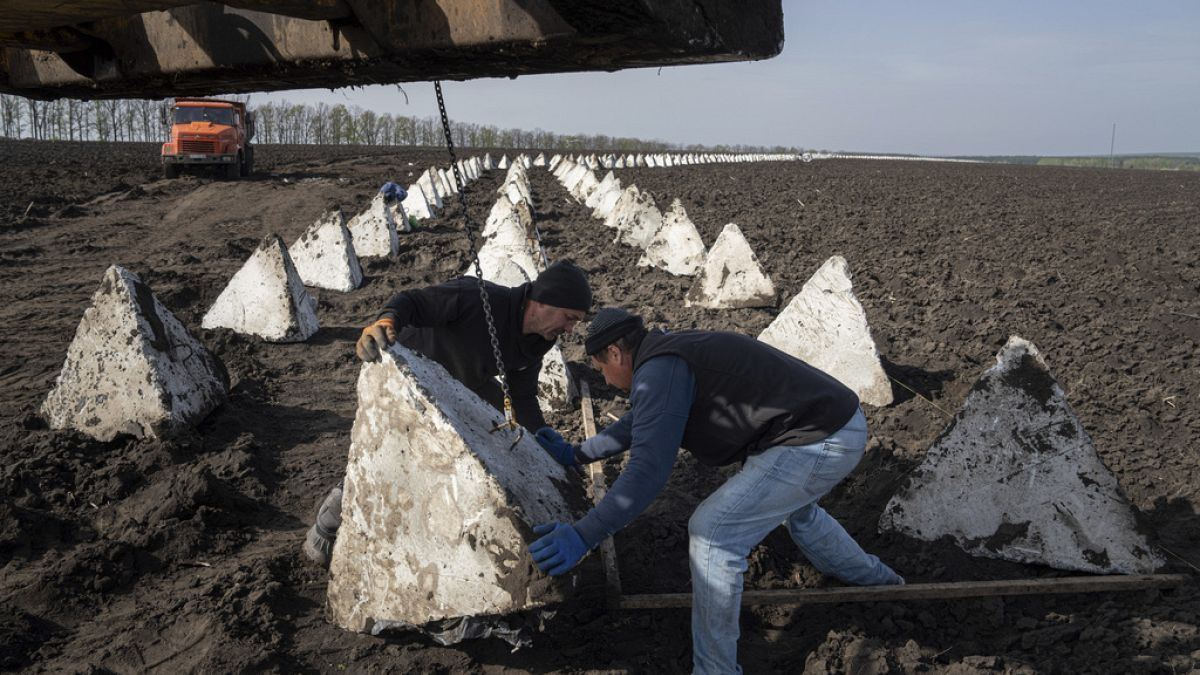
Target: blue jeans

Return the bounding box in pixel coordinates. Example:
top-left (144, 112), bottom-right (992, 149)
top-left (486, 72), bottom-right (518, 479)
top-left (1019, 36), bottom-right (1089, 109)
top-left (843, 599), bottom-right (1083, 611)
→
top-left (688, 408), bottom-right (903, 675)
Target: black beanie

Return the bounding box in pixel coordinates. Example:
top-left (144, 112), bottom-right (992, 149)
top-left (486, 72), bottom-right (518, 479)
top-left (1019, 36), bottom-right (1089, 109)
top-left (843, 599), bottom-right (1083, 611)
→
top-left (529, 260), bottom-right (592, 312)
top-left (585, 308), bottom-right (645, 355)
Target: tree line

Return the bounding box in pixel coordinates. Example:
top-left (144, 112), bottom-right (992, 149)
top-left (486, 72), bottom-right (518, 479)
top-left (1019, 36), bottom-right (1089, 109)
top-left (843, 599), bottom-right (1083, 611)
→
top-left (0, 93), bottom-right (797, 154)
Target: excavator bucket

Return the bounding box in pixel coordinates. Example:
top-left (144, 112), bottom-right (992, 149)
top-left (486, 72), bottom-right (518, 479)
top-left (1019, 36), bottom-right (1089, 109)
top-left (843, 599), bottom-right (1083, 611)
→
top-left (0, 0), bottom-right (783, 101)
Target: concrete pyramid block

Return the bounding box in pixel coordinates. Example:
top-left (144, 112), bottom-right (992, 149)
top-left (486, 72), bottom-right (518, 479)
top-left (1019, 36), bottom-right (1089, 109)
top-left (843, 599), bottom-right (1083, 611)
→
top-left (684, 223), bottom-right (775, 308)
top-left (202, 234), bottom-right (319, 342)
top-left (347, 192), bottom-right (401, 258)
top-left (614, 157), bottom-right (626, 169)
top-left (402, 185), bottom-right (433, 221)
top-left (758, 256), bottom-right (891, 406)
top-left (538, 345), bottom-right (575, 414)
top-left (498, 154), bottom-right (510, 169)
top-left (586, 172), bottom-right (618, 210)
top-left (547, 154), bottom-right (562, 171)
top-left (483, 197), bottom-right (534, 243)
top-left (610, 188), bottom-right (664, 249)
top-left (418, 170), bottom-right (443, 210)
top-left (42, 266), bottom-right (228, 442)
top-left (879, 337), bottom-right (1164, 574)
top-left (533, 153), bottom-right (546, 167)
top-left (327, 344), bottom-right (586, 633)
top-left (570, 170), bottom-right (600, 203)
top-left (483, 153), bottom-right (494, 170)
top-left (290, 210), bottom-right (364, 292)
top-left (592, 184), bottom-right (624, 221)
top-left (438, 168), bottom-right (457, 196)
top-left (638, 199), bottom-right (706, 276)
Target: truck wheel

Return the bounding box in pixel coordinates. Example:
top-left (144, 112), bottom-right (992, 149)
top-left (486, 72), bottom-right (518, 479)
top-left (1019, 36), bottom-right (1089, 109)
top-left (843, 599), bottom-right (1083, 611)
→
top-left (242, 147), bottom-right (255, 177)
top-left (225, 155), bottom-right (242, 180)
top-left (163, 164), bottom-right (180, 179)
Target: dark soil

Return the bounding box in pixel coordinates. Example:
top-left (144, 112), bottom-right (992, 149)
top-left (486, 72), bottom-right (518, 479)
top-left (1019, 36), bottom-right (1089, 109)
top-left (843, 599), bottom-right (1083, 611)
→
top-left (1, 139), bottom-right (1198, 673)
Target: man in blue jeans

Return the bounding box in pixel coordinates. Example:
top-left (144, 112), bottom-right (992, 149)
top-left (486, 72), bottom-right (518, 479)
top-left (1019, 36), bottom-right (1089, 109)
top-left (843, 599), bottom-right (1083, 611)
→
top-left (529, 308), bottom-right (903, 674)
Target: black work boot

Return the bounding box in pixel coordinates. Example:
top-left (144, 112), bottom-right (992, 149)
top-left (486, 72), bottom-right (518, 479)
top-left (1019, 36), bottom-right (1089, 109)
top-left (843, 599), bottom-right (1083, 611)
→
top-left (302, 484), bottom-right (343, 568)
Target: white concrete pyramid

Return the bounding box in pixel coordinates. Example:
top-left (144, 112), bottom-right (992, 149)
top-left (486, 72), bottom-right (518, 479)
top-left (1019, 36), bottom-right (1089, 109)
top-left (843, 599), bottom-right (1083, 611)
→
top-left (437, 168), bottom-right (457, 196)
top-left (402, 185), bottom-right (433, 221)
top-left (879, 337), bottom-right (1164, 574)
top-left (327, 344), bottom-right (584, 632)
top-left (684, 223), bottom-right (775, 308)
top-left (610, 187), bottom-right (664, 249)
top-left (417, 170), bottom-right (443, 210)
top-left (571, 169), bottom-right (600, 203)
top-left (547, 154), bottom-right (562, 171)
top-left (533, 153), bottom-right (546, 167)
top-left (42, 265), bottom-right (227, 442)
top-left (498, 154), bottom-right (510, 169)
top-left (290, 209), bottom-right (364, 292)
top-left (346, 192), bottom-right (401, 257)
top-left (758, 256), bottom-right (891, 406)
top-left (638, 199), bottom-right (706, 276)
top-left (586, 172), bottom-right (619, 210)
top-left (202, 234), bottom-right (319, 342)
top-left (592, 183), bottom-right (624, 221)
top-left (483, 153), bottom-right (494, 170)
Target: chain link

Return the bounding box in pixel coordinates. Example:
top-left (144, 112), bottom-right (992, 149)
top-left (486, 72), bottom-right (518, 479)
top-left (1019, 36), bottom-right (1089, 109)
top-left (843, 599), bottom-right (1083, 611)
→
top-left (434, 82), bottom-right (513, 419)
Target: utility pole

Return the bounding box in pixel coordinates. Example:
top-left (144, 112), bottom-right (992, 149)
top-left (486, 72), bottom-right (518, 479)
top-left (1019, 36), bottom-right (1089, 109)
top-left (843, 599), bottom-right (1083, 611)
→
top-left (1109, 123), bottom-right (1117, 168)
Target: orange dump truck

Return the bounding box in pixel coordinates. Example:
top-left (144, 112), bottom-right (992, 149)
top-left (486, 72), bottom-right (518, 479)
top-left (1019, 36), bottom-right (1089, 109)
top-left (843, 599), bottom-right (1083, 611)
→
top-left (161, 98), bottom-right (255, 179)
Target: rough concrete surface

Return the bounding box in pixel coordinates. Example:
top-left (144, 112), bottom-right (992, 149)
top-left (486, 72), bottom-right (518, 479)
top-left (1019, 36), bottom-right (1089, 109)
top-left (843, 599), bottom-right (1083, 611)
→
top-left (759, 255), bottom-right (892, 405)
top-left (879, 336), bottom-right (1164, 574)
top-left (201, 234), bottom-right (319, 342)
top-left (684, 222), bottom-right (776, 308)
top-left (41, 265), bottom-right (228, 441)
top-left (289, 209), bottom-right (364, 293)
top-left (638, 198), bottom-right (707, 276)
top-left (327, 344), bottom-right (586, 632)
top-left (346, 192), bottom-right (401, 257)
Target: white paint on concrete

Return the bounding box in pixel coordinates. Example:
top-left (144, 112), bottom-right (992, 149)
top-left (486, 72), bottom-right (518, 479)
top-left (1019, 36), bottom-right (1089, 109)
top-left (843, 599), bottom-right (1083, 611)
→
top-left (402, 185), bottom-right (433, 221)
top-left (609, 187), bottom-right (664, 249)
top-left (879, 336), bottom-right (1164, 574)
top-left (638, 199), bottom-right (706, 276)
top-left (290, 209), bottom-right (364, 292)
top-left (347, 192), bottom-right (401, 257)
top-left (327, 345), bottom-right (585, 632)
top-left (684, 223), bottom-right (775, 308)
top-left (42, 265), bottom-right (227, 441)
top-left (758, 256), bottom-right (892, 406)
top-left (202, 234), bottom-right (319, 342)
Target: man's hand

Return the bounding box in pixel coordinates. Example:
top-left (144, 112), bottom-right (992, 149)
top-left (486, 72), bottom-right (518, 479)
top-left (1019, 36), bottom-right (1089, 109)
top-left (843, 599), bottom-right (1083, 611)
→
top-left (534, 427), bottom-right (578, 467)
top-left (355, 318), bottom-right (397, 362)
top-left (528, 522), bottom-right (587, 576)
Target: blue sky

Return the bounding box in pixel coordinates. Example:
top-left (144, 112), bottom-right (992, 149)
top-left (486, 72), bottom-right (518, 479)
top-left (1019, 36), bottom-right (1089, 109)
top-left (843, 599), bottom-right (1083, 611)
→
top-left (257, 1), bottom-right (1200, 156)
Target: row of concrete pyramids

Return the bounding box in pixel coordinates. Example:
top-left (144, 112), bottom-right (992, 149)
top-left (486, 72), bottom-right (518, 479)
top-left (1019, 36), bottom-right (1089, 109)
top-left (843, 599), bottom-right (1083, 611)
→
top-left (42, 151), bottom-right (1161, 582)
top-left (41, 149), bottom-right (794, 443)
top-left (40, 152), bottom-right (504, 443)
top-left (546, 155), bottom-right (1160, 576)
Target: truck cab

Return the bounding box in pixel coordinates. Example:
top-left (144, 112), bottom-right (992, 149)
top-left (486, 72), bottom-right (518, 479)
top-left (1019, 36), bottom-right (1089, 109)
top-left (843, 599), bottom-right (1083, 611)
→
top-left (161, 98), bottom-right (254, 179)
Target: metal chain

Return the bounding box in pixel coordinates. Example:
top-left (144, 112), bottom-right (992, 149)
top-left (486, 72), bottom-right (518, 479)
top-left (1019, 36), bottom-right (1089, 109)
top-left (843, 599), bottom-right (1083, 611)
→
top-left (434, 81), bottom-right (515, 423)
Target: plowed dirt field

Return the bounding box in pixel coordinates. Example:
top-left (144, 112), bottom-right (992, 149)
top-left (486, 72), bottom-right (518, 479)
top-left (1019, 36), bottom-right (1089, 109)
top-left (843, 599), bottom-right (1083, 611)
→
top-left (2, 140), bottom-right (1198, 673)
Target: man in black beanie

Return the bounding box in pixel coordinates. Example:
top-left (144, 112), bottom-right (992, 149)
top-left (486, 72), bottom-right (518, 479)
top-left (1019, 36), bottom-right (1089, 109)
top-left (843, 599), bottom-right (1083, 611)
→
top-left (303, 260), bottom-right (592, 566)
top-left (529, 308), bottom-right (902, 675)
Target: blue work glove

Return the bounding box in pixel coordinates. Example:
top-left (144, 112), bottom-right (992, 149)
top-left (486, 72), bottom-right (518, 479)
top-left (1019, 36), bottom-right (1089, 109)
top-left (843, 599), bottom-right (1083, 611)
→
top-left (379, 181), bottom-right (407, 202)
top-left (534, 426), bottom-right (578, 467)
top-left (529, 522), bottom-right (588, 576)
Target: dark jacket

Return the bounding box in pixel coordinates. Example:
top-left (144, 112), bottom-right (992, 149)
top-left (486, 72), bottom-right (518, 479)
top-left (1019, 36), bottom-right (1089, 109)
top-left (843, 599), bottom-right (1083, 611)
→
top-left (634, 329), bottom-right (860, 466)
top-left (379, 277), bottom-right (551, 429)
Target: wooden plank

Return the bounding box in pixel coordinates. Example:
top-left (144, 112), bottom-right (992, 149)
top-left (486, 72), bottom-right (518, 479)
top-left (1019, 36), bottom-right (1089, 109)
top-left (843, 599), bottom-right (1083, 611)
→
top-left (616, 574), bottom-right (1191, 610)
top-left (580, 380), bottom-right (622, 607)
